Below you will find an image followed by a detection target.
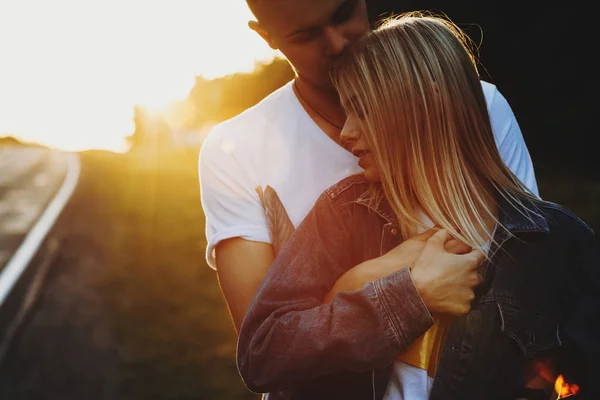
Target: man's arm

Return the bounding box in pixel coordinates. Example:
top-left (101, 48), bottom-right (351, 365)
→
top-left (218, 219), bottom-right (474, 336)
top-left (236, 193), bottom-right (484, 393)
top-left (237, 191), bottom-right (434, 393)
top-left (218, 227), bottom-right (477, 337)
top-left (215, 238), bottom-right (274, 334)
top-left (198, 127), bottom-right (274, 334)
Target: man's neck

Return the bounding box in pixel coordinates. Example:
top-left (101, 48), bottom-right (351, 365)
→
top-left (294, 77), bottom-right (347, 145)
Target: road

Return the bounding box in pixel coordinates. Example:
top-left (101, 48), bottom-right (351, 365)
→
top-left (0, 147), bottom-right (69, 274)
top-left (0, 146), bottom-right (79, 377)
top-left (0, 148), bottom-right (254, 400)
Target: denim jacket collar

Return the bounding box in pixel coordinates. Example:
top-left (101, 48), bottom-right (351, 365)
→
top-left (496, 195), bottom-right (549, 234)
top-left (355, 192), bottom-right (396, 225)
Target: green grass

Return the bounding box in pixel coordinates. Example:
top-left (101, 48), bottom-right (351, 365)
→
top-left (71, 147), bottom-right (259, 400)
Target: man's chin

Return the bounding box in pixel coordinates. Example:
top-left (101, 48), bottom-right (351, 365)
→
top-left (299, 74), bottom-right (336, 93)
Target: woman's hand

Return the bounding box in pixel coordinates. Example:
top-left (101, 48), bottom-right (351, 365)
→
top-left (410, 229), bottom-right (484, 315)
top-left (324, 227), bottom-right (471, 303)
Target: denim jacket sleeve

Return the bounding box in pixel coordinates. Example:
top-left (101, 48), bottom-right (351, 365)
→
top-left (237, 189), bottom-right (433, 393)
top-left (559, 227), bottom-right (600, 399)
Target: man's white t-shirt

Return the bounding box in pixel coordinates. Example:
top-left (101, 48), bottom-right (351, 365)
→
top-left (198, 79), bottom-right (539, 399)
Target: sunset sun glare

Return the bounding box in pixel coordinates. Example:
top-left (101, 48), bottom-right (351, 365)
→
top-left (0, 0), bottom-right (279, 152)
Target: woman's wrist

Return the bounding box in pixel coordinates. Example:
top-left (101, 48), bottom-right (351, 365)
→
top-left (324, 260), bottom-right (375, 303)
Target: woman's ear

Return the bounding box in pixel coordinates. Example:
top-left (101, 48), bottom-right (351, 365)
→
top-left (248, 20), bottom-right (278, 50)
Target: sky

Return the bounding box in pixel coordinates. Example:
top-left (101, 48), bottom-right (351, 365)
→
top-left (0, 0), bottom-right (280, 152)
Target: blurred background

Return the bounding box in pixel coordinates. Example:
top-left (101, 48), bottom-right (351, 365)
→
top-left (0, 1), bottom-right (597, 399)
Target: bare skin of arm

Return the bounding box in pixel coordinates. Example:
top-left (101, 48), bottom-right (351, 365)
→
top-left (218, 229), bottom-right (481, 334)
top-left (324, 229), bottom-right (475, 304)
top-left (215, 238), bottom-right (275, 334)
top-left (216, 235), bottom-right (428, 335)
top-left (324, 229), bottom-right (437, 303)
top-left (215, 233), bottom-right (436, 334)
top-left (215, 235), bottom-right (437, 334)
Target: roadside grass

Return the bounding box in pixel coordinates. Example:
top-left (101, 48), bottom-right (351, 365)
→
top-left (71, 147), bottom-right (258, 400)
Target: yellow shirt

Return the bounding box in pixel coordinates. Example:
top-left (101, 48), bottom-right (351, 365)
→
top-left (395, 313), bottom-right (453, 378)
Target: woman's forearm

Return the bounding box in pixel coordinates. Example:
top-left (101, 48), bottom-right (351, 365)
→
top-left (237, 267), bottom-right (433, 393)
top-left (324, 258), bottom-right (397, 303)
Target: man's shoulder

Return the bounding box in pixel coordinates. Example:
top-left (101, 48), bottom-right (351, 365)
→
top-left (205, 80), bottom-right (295, 141)
top-left (198, 80), bottom-right (297, 171)
top-left (480, 80), bottom-right (497, 92)
top-left (480, 80), bottom-right (499, 107)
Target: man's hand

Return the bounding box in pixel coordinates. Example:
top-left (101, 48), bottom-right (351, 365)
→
top-left (324, 227), bottom-right (471, 303)
top-left (410, 229), bottom-right (485, 316)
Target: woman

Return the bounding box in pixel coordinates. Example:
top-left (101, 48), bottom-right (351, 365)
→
top-left (237, 12), bottom-right (600, 400)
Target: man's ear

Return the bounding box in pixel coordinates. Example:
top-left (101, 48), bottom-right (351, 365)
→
top-left (248, 20), bottom-right (278, 50)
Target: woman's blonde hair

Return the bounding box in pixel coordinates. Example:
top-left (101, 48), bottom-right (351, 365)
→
top-left (331, 11), bottom-right (539, 253)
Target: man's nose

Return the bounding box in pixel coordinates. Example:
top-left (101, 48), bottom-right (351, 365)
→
top-left (323, 26), bottom-right (349, 57)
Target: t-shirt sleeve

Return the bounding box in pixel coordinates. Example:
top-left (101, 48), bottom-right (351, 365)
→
top-left (487, 85), bottom-right (540, 198)
top-left (198, 127), bottom-right (270, 270)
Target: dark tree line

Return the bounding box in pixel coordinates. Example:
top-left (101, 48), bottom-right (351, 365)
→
top-left (127, 58), bottom-right (294, 151)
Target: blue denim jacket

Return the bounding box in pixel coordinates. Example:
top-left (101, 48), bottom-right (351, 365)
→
top-left (237, 174), bottom-right (600, 400)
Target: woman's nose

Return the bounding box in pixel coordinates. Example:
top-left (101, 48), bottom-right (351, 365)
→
top-left (340, 123), bottom-right (358, 149)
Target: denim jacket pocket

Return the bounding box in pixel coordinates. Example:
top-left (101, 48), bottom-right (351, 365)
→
top-left (496, 302), bottom-right (562, 357)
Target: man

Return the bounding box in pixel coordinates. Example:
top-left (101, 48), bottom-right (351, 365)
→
top-left (199, 0), bottom-right (538, 396)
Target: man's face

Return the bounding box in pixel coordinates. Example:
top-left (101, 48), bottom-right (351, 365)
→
top-left (251, 0), bottom-right (370, 90)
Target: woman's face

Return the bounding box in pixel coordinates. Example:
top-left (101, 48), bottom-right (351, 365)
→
top-left (340, 113), bottom-right (381, 182)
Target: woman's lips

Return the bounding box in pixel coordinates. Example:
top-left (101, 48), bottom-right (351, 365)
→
top-left (352, 149), bottom-right (368, 158)
top-left (356, 152), bottom-right (369, 168)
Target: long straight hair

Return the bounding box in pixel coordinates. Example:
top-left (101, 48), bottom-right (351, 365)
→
top-left (331, 11), bottom-right (539, 253)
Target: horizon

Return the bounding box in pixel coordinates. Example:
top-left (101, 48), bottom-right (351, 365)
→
top-left (0, 0), bottom-right (280, 153)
